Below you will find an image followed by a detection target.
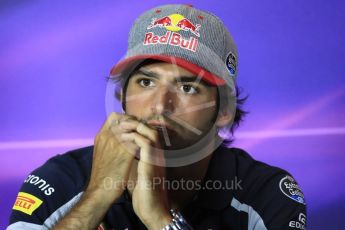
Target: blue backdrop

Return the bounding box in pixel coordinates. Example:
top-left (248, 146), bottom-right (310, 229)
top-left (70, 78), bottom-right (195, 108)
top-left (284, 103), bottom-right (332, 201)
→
top-left (1, 0), bottom-right (345, 229)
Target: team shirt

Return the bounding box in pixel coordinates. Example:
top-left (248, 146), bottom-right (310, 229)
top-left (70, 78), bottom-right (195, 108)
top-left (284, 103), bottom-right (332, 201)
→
top-left (8, 145), bottom-right (307, 229)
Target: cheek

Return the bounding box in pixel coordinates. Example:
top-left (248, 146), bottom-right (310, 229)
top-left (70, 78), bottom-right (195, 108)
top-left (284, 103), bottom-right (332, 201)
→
top-left (124, 89), bottom-right (153, 117)
top-left (177, 93), bottom-right (218, 128)
top-left (178, 103), bottom-right (217, 128)
top-left (125, 97), bottom-right (147, 116)
top-left (198, 107), bottom-right (217, 126)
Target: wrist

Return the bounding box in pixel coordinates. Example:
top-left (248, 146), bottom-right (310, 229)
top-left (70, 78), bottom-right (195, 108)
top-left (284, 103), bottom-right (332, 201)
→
top-left (84, 185), bottom-right (122, 205)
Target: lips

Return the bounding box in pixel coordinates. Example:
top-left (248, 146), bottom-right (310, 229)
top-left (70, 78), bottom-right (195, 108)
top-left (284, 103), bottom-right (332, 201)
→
top-left (147, 120), bottom-right (174, 131)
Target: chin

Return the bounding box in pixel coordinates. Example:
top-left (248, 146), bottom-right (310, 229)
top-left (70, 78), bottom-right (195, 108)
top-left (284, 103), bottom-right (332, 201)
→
top-left (159, 132), bottom-right (203, 151)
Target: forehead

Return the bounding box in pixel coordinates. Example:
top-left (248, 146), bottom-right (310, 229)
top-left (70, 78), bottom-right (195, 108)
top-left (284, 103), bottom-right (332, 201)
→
top-left (135, 62), bottom-right (195, 78)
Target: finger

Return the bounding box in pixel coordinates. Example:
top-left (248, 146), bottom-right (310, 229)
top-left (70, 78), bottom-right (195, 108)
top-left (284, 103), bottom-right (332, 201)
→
top-left (120, 141), bottom-right (140, 156)
top-left (111, 116), bottom-right (142, 136)
top-left (100, 112), bottom-right (134, 133)
top-left (120, 132), bottom-right (154, 163)
top-left (100, 112), bottom-right (121, 133)
top-left (120, 120), bottom-right (159, 144)
top-left (110, 123), bottom-right (132, 135)
top-left (121, 132), bottom-right (165, 167)
top-left (121, 132), bottom-right (151, 150)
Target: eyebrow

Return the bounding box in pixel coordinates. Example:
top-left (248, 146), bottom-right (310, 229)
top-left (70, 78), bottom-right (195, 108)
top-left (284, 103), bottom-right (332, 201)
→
top-left (134, 68), bottom-right (159, 78)
top-left (133, 68), bottom-right (211, 86)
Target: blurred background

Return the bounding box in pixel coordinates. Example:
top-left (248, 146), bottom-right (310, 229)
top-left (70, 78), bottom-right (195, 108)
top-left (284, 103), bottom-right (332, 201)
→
top-left (1, 0), bottom-right (344, 229)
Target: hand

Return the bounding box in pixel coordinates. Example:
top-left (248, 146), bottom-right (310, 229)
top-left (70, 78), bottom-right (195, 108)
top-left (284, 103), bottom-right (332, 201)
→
top-left (86, 112), bottom-right (138, 204)
top-left (54, 112), bottom-right (139, 230)
top-left (119, 119), bottom-right (172, 229)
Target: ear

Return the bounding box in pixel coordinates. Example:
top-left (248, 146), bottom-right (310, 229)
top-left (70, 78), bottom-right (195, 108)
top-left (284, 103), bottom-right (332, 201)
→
top-left (215, 109), bottom-right (234, 128)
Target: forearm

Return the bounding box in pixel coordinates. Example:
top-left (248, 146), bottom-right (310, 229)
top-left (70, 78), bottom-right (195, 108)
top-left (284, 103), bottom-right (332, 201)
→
top-left (52, 112), bottom-right (136, 229)
top-left (53, 189), bottom-right (117, 230)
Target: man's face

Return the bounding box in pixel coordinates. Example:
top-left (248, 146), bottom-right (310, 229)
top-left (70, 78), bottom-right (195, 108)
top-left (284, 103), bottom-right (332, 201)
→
top-left (124, 62), bottom-right (219, 150)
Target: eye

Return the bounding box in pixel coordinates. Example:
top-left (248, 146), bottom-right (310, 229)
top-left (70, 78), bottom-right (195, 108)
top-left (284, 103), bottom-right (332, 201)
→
top-left (138, 78), bottom-right (155, 87)
top-left (180, 84), bottom-right (198, 94)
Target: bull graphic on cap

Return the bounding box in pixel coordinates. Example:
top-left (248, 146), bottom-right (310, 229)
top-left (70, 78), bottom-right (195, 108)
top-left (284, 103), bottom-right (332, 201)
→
top-left (176, 18), bottom-right (200, 37)
top-left (147, 15), bottom-right (201, 37)
top-left (147, 17), bottom-right (172, 29)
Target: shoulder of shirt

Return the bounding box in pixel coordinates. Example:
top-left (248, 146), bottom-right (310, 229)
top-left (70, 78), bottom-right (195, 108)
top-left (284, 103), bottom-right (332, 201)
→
top-left (213, 146), bottom-right (307, 229)
top-left (44, 145), bottom-right (94, 171)
top-left (216, 145), bottom-right (302, 199)
top-left (22, 145), bottom-right (94, 193)
top-left (217, 145), bottom-right (290, 177)
top-left (43, 145), bottom-right (94, 187)
top-left (8, 146), bottom-right (95, 228)
top-left (218, 145), bottom-right (305, 204)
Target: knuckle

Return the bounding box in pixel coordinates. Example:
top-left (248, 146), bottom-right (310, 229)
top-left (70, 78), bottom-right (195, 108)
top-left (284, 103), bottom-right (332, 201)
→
top-left (106, 113), bottom-right (116, 124)
top-left (109, 112), bottom-right (119, 119)
top-left (108, 112), bottom-right (122, 124)
top-left (136, 122), bottom-right (144, 132)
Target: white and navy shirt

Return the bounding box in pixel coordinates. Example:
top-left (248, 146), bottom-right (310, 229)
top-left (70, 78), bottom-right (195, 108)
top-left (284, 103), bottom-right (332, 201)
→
top-left (8, 145), bottom-right (307, 229)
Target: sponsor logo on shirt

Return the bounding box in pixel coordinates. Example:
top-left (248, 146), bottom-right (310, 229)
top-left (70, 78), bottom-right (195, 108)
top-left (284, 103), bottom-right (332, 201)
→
top-left (24, 174), bottom-right (55, 196)
top-left (279, 175), bottom-right (305, 205)
top-left (13, 192), bottom-right (43, 215)
top-left (289, 212), bottom-right (306, 229)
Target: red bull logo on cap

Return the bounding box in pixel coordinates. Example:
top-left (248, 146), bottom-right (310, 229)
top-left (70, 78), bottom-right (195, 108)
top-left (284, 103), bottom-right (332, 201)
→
top-left (147, 14), bottom-right (201, 37)
top-left (144, 14), bottom-right (201, 52)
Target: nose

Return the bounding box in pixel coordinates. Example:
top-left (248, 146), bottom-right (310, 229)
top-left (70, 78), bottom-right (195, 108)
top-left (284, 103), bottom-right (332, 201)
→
top-left (151, 85), bottom-right (176, 115)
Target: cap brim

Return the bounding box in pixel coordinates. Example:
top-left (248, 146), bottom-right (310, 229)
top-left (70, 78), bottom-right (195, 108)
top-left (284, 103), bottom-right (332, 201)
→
top-left (110, 55), bottom-right (226, 86)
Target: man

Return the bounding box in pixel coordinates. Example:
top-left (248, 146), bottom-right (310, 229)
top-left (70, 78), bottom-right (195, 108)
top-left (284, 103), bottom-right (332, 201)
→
top-left (8, 4), bottom-right (306, 230)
